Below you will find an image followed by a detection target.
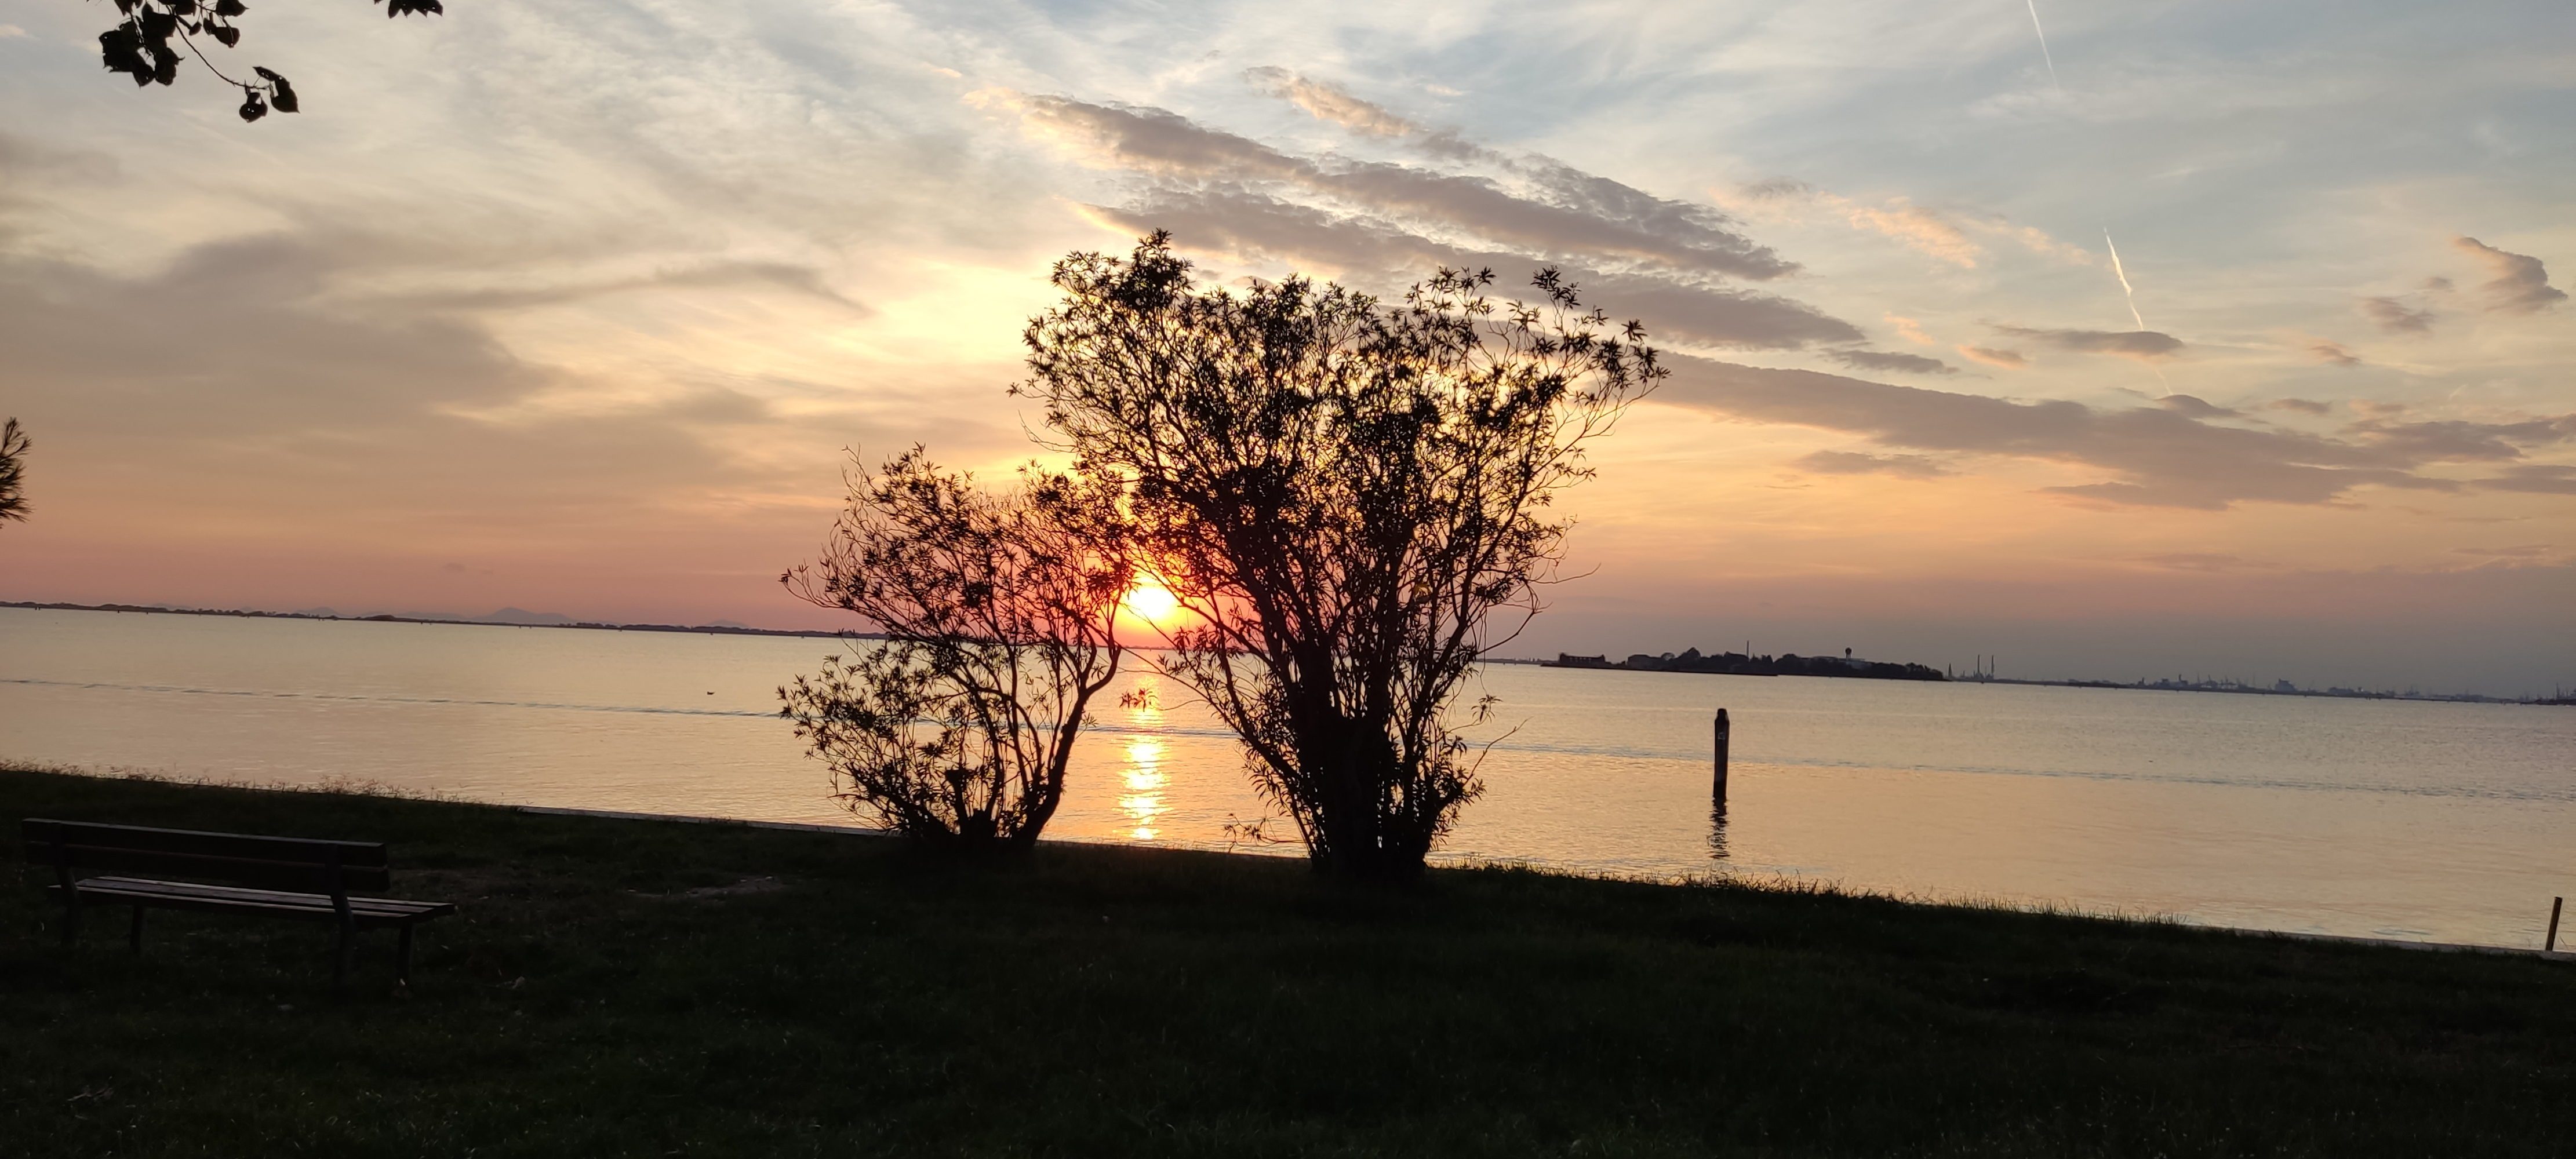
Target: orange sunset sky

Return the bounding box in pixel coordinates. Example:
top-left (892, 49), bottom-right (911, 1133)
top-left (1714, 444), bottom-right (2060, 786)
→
top-left (1, 0), bottom-right (2569, 695)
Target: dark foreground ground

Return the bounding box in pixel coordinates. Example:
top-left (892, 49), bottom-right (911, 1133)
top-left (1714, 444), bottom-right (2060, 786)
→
top-left (4, 767), bottom-right (2571, 1157)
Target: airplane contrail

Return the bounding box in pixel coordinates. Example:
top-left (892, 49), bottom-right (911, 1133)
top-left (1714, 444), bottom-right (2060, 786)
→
top-left (2025, 0), bottom-right (2064, 96)
top-left (2104, 228), bottom-right (2173, 395)
top-left (2104, 229), bottom-right (2147, 331)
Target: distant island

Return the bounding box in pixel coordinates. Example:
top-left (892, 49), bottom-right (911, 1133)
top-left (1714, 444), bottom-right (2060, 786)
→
top-left (1544, 647), bottom-right (1946, 681)
top-left (1523, 643), bottom-right (2569, 706)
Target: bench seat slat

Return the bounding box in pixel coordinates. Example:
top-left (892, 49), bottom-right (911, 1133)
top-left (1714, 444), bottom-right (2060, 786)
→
top-left (66, 877), bottom-right (456, 921)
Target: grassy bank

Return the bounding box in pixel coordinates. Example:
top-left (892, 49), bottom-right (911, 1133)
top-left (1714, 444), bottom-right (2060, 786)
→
top-left (5, 767), bottom-right (2572, 1157)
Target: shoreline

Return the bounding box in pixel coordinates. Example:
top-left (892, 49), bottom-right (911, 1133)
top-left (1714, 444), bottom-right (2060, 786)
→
top-left (9, 601), bottom-right (2557, 704)
top-left (0, 599), bottom-right (876, 642)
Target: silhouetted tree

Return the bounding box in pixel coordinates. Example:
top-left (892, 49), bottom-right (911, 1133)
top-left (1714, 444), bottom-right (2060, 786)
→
top-left (1020, 233), bottom-right (1663, 879)
top-left (90, 0), bottom-right (443, 122)
top-left (0, 419), bottom-right (28, 525)
top-left (778, 449), bottom-right (1131, 847)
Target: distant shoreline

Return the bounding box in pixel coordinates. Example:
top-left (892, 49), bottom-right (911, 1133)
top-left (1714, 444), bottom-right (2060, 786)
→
top-left (1506, 648), bottom-right (2570, 708)
top-left (0, 600), bottom-right (878, 642)
top-left (8, 600), bottom-right (2563, 706)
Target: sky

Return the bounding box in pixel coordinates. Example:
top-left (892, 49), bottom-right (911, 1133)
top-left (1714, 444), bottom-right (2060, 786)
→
top-left (0, 0), bottom-right (2569, 695)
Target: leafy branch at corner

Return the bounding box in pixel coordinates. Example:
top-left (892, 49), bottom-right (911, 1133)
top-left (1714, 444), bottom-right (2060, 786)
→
top-left (0, 418), bottom-right (28, 527)
top-left (93, 0), bottom-right (443, 122)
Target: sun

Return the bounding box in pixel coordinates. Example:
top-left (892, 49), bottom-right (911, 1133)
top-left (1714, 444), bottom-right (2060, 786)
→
top-left (1122, 582), bottom-right (1181, 625)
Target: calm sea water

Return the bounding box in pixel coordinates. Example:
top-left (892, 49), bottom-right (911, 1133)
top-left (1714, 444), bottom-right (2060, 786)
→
top-left (3, 606), bottom-right (2569, 947)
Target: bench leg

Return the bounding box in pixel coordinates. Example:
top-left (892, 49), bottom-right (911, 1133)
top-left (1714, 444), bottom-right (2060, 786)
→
top-left (129, 906), bottom-right (145, 954)
top-left (333, 922), bottom-right (353, 992)
top-left (396, 923), bottom-right (415, 984)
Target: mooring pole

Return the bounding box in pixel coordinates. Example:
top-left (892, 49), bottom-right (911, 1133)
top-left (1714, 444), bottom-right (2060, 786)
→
top-left (1713, 708), bottom-right (1731, 806)
top-left (2550, 896), bottom-right (2564, 953)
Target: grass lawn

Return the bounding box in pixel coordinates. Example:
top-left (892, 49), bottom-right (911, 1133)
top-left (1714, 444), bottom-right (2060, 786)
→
top-left (5, 765), bottom-right (2572, 1157)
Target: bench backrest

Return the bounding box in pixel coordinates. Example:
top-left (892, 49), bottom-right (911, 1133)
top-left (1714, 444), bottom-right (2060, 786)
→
top-left (21, 819), bottom-right (391, 894)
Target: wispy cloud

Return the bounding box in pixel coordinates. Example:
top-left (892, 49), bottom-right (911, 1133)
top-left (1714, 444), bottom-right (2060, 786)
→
top-left (2302, 338), bottom-right (2362, 366)
top-left (1828, 349), bottom-right (1956, 376)
top-left (2270, 398), bottom-right (2333, 416)
top-left (2453, 236), bottom-right (2567, 314)
top-left (1886, 314), bottom-right (1935, 345)
top-left (1063, 161), bottom-right (1861, 349)
top-left (1956, 344), bottom-right (2026, 369)
top-left (2159, 395), bottom-right (2238, 419)
top-left (1992, 325), bottom-right (2185, 363)
top-left (1795, 450), bottom-right (1955, 479)
top-left (1242, 67), bottom-right (1417, 139)
top-left (2473, 465), bottom-right (2576, 494)
top-left (1847, 200), bottom-right (1982, 268)
top-left (2360, 296), bottom-right (2435, 334)
top-left (1729, 180), bottom-right (2087, 270)
top-left (2131, 553), bottom-right (2267, 573)
top-left (985, 91), bottom-right (1798, 280)
top-left (1654, 355), bottom-right (2575, 510)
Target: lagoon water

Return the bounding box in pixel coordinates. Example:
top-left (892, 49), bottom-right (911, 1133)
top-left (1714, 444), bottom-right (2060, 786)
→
top-left (3, 605), bottom-right (2569, 949)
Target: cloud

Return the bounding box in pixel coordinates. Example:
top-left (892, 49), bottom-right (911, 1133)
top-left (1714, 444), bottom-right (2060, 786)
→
top-left (1846, 201), bottom-right (1981, 268)
top-left (1956, 344), bottom-right (2026, 369)
top-left (2345, 415), bottom-right (2576, 462)
top-left (1652, 355), bottom-right (2576, 509)
top-left (1970, 220), bottom-right (2095, 266)
top-left (2130, 553), bottom-right (2265, 573)
top-left (1793, 450), bottom-right (1953, 478)
top-left (1727, 181), bottom-right (2094, 270)
top-left (410, 260), bottom-right (867, 314)
top-left (1082, 187), bottom-right (1861, 348)
top-left (1827, 349), bottom-right (1956, 376)
top-left (2158, 395), bottom-right (2238, 419)
top-left (2359, 296), bottom-right (2435, 334)
top-left (2302, 338), bottom-right (2360, 366)
top-left (2451, 544), bottom-right (2556, 559)
top-left (2473, 464), bottom-right (2576, 494)
top-left (1992, 325), bottom-right (2185, 362)
top-left (987, 92), bottom-right (1797, 280)
top-left (2452, 236), bottom-right (2567, 314)
top-left (2269, 398), bottom-right (2332, 416)
top-left (1242, 68), bottom-right (1492, 163)
top-left (1243, 68), bottom-right (1417, 139)
top-left (1885, 314), bottom-right (1935, 346)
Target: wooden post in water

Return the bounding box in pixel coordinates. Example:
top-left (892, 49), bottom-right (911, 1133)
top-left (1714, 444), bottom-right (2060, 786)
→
top-left (1712, 708), bottom-right (1731, 806)
top-left (2550, 896), bottom-right (2564, 953)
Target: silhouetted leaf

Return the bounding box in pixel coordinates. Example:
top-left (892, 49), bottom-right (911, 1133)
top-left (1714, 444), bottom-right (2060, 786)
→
top-left (268, 77), bottom-right (297, 113)
top-left (237, 91), bottom-right (265, 122)
top-left (99, 24), bottom-right (151, 81)
top-left (210, 24), bottom-right (239, 46)
top-left (213, 0), bottom-right (246, 14)
top-left (167, 0), bottom-right (199, 15)
top-left (150, 45), bottom-right (180, 86)
top-left (139, 8), bottom-right (177, 44)
top-left (379, 0), bottom-right (442, 16)
top-left (253, 65), bottom-right (281, 82)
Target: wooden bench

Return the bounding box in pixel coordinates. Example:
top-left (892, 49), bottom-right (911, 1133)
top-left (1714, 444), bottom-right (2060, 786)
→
top-left (22, 818), bottom-right (457, 987)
